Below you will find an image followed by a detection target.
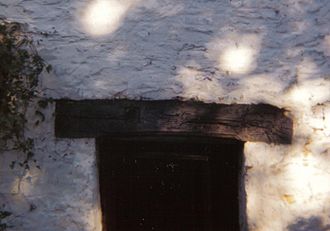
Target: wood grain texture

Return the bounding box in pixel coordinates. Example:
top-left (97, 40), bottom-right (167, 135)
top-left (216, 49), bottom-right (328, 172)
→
top-left (55, 100), bottom-right (293, 144)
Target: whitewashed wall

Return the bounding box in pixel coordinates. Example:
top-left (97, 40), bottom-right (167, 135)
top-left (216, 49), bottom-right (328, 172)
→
top-left (0, 0), bottom-right (329, 230)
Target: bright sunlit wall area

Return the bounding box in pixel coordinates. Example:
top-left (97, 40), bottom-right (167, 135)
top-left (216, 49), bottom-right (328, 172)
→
top-left (80, 0), bottom-right (135, 37)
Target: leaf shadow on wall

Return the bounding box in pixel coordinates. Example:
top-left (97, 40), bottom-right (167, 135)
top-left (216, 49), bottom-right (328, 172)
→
top-left (288, 216), bottom-right (330, 231)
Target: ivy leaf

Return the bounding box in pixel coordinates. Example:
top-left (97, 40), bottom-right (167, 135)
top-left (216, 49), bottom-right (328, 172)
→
top-left (0, 19), bottom-right (48, 170)
top-left (0, 211), bottom-right (11, 219)
top-left (45, 64), bottom-right (52, 73)
top-left (37, 99), bottom-right (48, 109)
top-left (35, 110), bottom-right (45, 122)
top-left (9, 161), bottom-right (15, 169)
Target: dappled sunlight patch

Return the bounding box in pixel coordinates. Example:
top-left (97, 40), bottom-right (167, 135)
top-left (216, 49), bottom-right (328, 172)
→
top-left (10, 177), bottom-right (21, 194)
top-left (207, 33), bottom-right (262, 76)
top-left (307, 136), bottom-right (330, 155)
top-left (324, 106), bottom-right (330, 136)
top-left (177, 65), bottom-right (223, 101)
top-left (94, 79), bottom-right (110, 89)
top-left (220, 46), bottom-right (255, 75)
top-left (245, 183), bottom-right (263, 229)
top-left (244, 142), bottom-right (294, 231)
top-left (81, 0), bottom-right (132, 36)
top-left (240, 74), bottom-right (283, 91)
top-left (245, 139), bottom-right (330, 212)
top-left (297, 57), bottom-right (319, 81)
top-left (244, 141), bottom-right (330, 230)
top-left (287, 80), bottom-right (330, 109)
top-left (244, 142), bottom-right (289, 168)
top-left (84, 205), bottom-right (103, 231)
top-left (228, 74), bottom-right (287, 105)
top-left (309, 105), bottom-right (330, 138)
top-left (282, 194), bottom-right (296, 204)
top-left (283, 154), bottom-right (330, 209)
top-left (245, 173), bottom-right (294, 231)
top-left (8, 165), bottom-right (44, 199)
top-left (244, 140), bottom-right (330, 227)
top-left (289, 86), bottom-right (312, 107)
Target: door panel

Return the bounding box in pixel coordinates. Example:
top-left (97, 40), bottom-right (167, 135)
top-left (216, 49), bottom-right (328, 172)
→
top-left (98, 137), bottom-right (242, 231)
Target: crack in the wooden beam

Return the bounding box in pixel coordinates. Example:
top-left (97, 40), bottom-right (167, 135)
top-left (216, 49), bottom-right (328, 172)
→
top-left (185, 118), bottom-right (242, 126)
top-left (57, 115), bottom-right (127, 120)
top-left (161, 113), bottom-right (182, 117)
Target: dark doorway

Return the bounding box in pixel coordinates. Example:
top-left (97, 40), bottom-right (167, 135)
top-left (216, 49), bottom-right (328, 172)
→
top-left (98, 136), bottom-right (244, 231)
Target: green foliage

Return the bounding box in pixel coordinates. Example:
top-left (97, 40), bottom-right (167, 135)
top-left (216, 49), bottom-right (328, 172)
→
top-left (0, 19), bottom-right (50, 169)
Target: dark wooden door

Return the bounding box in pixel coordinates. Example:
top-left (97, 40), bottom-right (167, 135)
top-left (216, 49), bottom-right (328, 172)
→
top-left (98, 137), bottom-right (242, 231)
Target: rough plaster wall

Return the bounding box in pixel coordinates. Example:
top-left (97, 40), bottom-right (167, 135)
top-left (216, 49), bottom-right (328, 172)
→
top-left (0, 0), bottom-right (329, 230)
top-left (0, 102), bottom-right (102, 231)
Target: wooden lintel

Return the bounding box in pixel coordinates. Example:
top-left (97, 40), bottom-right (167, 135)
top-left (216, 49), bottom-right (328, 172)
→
top-left (55, 99), bottom-right (293, 144)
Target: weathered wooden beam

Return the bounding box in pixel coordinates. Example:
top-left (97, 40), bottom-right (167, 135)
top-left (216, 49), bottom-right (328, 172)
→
top-left (55, 100), bottom-right (293, 144)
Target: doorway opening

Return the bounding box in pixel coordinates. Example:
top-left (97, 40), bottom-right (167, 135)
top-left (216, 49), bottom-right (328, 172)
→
top-left (97, 135), bottom-right (244, 231)
top-left (55, 99), bottom-right (292, 231)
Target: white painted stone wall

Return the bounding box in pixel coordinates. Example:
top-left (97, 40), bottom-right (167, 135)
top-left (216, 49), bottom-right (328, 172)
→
top-left (0, 0), bottom-right (329, 230)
